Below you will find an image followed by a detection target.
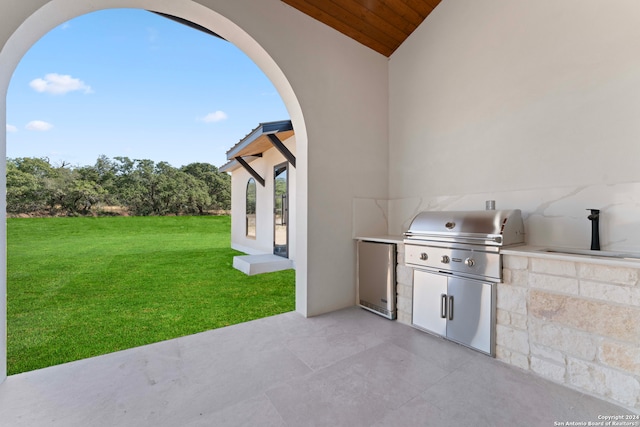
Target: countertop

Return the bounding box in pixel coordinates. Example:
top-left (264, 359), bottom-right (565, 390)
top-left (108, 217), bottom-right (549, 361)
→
top-left (354, 235), bottom-right (404, 244)
top-left (502, 245), bottom-right (640, 267)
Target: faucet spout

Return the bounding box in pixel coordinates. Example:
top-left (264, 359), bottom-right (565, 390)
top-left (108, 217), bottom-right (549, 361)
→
top-left (587, 209), bottom-right (600, 251)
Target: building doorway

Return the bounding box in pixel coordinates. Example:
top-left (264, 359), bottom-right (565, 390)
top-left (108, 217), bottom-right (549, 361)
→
top-left (273, 162), bottom-right (288, 258)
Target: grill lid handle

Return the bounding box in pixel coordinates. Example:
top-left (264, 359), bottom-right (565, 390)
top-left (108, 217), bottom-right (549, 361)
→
top-left (404, 232), bottom-right (504, 245)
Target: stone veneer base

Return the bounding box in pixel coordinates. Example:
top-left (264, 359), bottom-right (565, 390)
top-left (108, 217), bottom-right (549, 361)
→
top-left (396, 243), bottom-right (640, 413)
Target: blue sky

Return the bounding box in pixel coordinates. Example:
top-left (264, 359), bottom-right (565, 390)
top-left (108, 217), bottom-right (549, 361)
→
top-left (6, 8), bottom-right (289, 168)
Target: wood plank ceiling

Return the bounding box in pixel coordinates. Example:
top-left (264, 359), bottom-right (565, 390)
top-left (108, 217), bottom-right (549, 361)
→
top-left (280, 0), bottom-right (442, 57)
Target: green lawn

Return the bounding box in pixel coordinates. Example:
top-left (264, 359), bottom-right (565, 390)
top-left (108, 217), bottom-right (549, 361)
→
top-left (7, 215), bottom-right (295, 375)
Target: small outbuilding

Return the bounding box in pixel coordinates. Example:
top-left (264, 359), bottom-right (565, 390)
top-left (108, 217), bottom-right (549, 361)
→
top-left (220, 120), bottom-right (296, 275)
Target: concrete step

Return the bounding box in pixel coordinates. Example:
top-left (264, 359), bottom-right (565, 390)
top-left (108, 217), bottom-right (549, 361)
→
top-left (233, 254), bottom-right (294, 275)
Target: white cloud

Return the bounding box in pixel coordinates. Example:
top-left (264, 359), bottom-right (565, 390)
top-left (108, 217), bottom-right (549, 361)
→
top-left (200, 111), bottom-right (228, 123)
top-left (6, 124), bottom-right (17, 133)
top-left (26, 120), bottom-right (54, 131)
top-left (29, 73), bottom-right (93, 95)
top-left (147, 27), bottom-right (159, 43)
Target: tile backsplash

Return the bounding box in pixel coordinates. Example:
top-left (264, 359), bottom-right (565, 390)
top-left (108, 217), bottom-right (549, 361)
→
top-left (359, 182), bottom-right (640, 253)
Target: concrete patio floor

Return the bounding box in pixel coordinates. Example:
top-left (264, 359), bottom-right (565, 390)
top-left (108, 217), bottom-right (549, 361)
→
top-left (0, 307), bottom-right (632, 426)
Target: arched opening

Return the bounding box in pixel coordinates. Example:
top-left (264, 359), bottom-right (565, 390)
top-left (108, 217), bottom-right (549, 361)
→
top-left (245, 178), bottom-right (257, 238)
top-left (0, 0), bottom-right (309, 382)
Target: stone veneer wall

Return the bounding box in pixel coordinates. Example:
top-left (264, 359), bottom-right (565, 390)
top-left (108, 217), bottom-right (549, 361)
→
top-left (395, 243), bottom-right (413, 325)
top-left (498, 255), bottom-right (640, 412)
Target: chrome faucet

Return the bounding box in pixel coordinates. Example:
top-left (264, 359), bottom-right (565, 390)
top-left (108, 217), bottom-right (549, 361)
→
top-left (587, 209), bottom-right (600, 251)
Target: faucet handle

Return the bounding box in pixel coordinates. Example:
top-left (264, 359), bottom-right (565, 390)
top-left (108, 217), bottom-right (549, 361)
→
top-left (587, 209), bottom-right (601, 251)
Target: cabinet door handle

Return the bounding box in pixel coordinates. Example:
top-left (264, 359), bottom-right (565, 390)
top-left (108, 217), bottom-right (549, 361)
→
top-left (441, 294), bottom-right (447, 318)
top-left (448, 295), bottom-right (454, 321)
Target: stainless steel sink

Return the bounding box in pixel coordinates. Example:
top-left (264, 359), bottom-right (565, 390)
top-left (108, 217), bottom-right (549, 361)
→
top-left (539, 248), bottom-right (640, 260)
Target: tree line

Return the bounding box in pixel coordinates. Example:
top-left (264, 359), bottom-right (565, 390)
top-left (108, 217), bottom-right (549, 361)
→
top-left (6, 155), bottom-right (231, 216)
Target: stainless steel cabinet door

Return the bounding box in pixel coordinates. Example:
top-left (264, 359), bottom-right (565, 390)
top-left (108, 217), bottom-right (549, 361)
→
top-left (357, 241), bottom-right (396, 318)
top-left (412, 270), bottom-right (447, 336)
top-left (446, 277), bottom-right (494, 355)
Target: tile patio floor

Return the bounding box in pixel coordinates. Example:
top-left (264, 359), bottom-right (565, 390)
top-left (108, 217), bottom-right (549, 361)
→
top-left (0, 307), bottom-right (632, 426)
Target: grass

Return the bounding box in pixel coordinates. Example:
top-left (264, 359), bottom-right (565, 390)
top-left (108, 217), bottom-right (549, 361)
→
top-left (7, 216), bottom-right (295, 375)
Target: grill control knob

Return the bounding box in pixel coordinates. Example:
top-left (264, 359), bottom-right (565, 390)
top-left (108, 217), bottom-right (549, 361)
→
top-left (441, 255), bottom-right (450, 264)
top-left (464, 258), bottom-right (475, 267)
top-left (420, 253), bottom-right (428, 261)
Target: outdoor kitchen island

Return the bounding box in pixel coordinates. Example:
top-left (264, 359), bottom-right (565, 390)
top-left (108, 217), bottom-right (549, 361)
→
top-left (354, 238), bottom-right (640, 413)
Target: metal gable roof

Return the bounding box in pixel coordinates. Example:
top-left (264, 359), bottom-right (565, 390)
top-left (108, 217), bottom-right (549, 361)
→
top-left (220, 120), bottom-right (294, 173)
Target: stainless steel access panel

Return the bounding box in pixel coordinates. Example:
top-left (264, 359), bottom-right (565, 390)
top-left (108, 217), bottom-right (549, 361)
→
top-left (412, 269), bottom-right (495, 355)
top-left (357, 241), bottom-right (396, 319)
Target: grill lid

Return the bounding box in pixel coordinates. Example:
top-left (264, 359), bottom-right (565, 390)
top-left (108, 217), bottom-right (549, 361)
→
top-left (404, 209), bottom-right (525, 247)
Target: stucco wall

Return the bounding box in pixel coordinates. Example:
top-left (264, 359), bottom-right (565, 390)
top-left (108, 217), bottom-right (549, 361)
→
top-left (388, 0), bottom-right (640, 253)
top-left (229, 135), bottom-right (297, 261)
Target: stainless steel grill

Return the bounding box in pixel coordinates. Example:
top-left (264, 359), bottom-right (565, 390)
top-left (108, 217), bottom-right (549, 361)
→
top-left (404, 209), bottom-right (524, 281)
top-left (404, 209), bottom-right (524, 356)
top-left (404, 209), bottom-right (525, 247)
